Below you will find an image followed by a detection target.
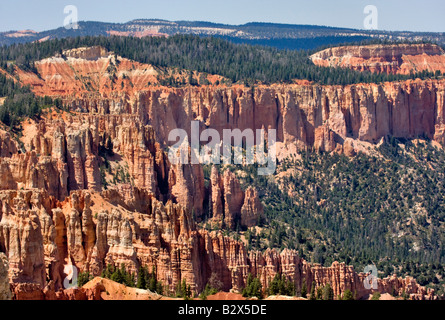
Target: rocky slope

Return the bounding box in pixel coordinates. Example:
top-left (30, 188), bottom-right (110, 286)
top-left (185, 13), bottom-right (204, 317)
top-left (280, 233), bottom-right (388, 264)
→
top-left (16, 46), bottom-right (224, 98)
top-left (311, 43), bottom-right (445, 75)
top-left (0, 46), bottom-right (442, 299)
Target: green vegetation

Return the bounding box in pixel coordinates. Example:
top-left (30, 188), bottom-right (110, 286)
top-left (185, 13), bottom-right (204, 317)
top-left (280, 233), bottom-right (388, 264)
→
top-left (241, 273), bottom-right (263, 299)
top-left (97, 135), bottom-right (132, 189)
top-left (100, 264), bottom-right (164, 295)
top-left (0, 72), bottom-right (62, 128)
top-left (225, 137), bottom-right (445, 297)
top-left (342, 289), bottom-right (355, 300)
top-left (300, 281), bottom-right (307, 298)
top-left (176, 279), bottom-right (193, 300)
top-left (137, 265), bottom-right (163, 294)
top-left (1, 35), bottom-right (442, 130)
top-left (309, 281), bottom-right (316, 300)
top-left (267, 273), bottom-right (296, 296)
top-left (1, 32), bottom-right (444, 298)
top-left (77, 271), bottom-right (93, 287)
top-left (199, 284), bottom-right (218, 300)
top-left (322, 283), bottom-right (334, 300)
top-left (1, 35), bottom-right (442, 88)
top-left (101, 263), bottom-right (136, 288)
top-left (199, 272), bottom-right (223, 300)
top-left (2, 19), bottom-right (444, 49)
top-left (371, 291), bottom-right (381, 300)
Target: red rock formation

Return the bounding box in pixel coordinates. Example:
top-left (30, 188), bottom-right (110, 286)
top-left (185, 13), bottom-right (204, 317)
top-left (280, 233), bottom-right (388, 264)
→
top-left (240, 187), bottom-right (263, 228)
top-left (208, 167), bottom-right (263, 229)
top-left (0, 252), bottom-right (11, 300)
top-left (222, 170), bottom-right (244, 229)
top-left (11, 279), bottom-right (102, 300)
top-left (310, 43), bottom-right (445, 75)
top-left (0, 47), bottom-right (442, 300)
top-left (57, 80), bottom-right (444, 156)
top-left (210, 166), bottom-right (224, 221)
top-left (0, 129), bottom-right (18, 157)
top-left (0, 188), bottom-right (434, 300)
top-left (10, 46), bottom-right (445, 156)
top-left (314, 125), bottom-right (338, 152)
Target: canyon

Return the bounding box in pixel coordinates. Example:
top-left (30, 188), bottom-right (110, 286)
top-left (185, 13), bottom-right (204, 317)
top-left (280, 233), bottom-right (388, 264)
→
top-left (0, 46), bottom-right (443, 299)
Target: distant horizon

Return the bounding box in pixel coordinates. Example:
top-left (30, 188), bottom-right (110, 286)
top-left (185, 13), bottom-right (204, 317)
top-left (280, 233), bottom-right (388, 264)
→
top-left (0, 0), bottom-right (444, 33)
top-left (1, 18), bottom-right (443, 35)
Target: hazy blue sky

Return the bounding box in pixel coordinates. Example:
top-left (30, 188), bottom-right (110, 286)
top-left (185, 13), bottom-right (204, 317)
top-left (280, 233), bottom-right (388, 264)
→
top-left (0, 0), bottom-right (444, 33)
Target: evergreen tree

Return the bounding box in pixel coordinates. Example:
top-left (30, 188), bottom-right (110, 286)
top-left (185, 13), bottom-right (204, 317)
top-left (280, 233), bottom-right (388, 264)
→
top-left (78, 271), bottom-right (93, 287)
top-left (316, 287), bottom-right (323, 300)
top-left (301, 282), bottom-right (308, 298)
top-left (309, 281), bottom-right (316, 300)
top-left (322, 283), bottom-right (334, 300)
top-left (242, 273), bottom-right (263, 299)
top-left (371, 291), bottom-right (381, 300)
top-left (342, 289), bottom-right (354, 300)
top-left (136, 265), bottom-right (146, 289)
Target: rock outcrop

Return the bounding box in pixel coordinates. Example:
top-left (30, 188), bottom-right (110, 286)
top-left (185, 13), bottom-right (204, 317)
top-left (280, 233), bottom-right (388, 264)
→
top-left (1, 187), bottom-right (434, 300)
top-left (240, 187), bottom-right (263, 228)
top-left (310, 43), bottom-right (445, 75)
top-left (208, 168), bottom-right (263, 229)
top-left (0, 129), bottom-right (18, 158)
top-left (0, 252), bottom-right (12, 300)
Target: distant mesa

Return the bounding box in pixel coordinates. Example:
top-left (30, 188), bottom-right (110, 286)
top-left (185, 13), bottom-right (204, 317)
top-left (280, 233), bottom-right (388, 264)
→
top-left (310, 43), bottom-right (445, 75)
top-left (106, 29), bottom-right (168, 38)
top-left (4, 29), bottom-right (38, 38)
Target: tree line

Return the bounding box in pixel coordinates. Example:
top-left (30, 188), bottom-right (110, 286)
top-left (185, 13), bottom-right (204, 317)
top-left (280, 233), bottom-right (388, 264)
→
top-left (1, 35), bottom-right (442, 87)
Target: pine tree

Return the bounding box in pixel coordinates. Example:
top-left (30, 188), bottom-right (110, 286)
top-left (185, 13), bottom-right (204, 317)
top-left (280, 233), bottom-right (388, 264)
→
top-left (316, 287), bottom-right (323, 300)
top-left (301, 282), bottom-right (307, 298)
top-left (309, 281), bottom-right (316, 300)
top-left (136, 266), bottom-right (147, 289)
top-left (78, 271), bottom-right (93, 287)
top-left (342, 289), bottom-right (354, 300)
top-left (322, 283), bottom-right (334, 300)
top-left (242, 273), bottom-right (263, 299)
top-left (371, 291), bottom-right (381, 300)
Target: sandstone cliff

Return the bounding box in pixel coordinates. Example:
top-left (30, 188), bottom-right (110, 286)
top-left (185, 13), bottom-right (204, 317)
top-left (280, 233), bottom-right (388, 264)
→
top-left (310, 43), bottom-right (445, 75)
top-left (0, 252), bottom-right (12, 300)
top-left (13, 46), bottom-right (445, 156)
top-left (209, 167), bottom-right (263, 229)
top-left (0, 187), bottom-right (435, 300)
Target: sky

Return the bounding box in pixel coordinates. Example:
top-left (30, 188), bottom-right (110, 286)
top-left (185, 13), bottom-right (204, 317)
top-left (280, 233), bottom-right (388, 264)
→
top-left (0, 0), bottom-right (444, 33)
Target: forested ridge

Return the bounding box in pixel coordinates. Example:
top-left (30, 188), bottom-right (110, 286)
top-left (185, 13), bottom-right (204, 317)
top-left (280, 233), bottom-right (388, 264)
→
top-left (1, 35), bottom-right (441, 128)
top-left (1, 35), bottom-right (442, 86)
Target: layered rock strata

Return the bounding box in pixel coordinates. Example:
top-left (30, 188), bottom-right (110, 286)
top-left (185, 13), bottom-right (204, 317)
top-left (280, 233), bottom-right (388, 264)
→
top-left (310, 43), bottom-right (445, 75)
